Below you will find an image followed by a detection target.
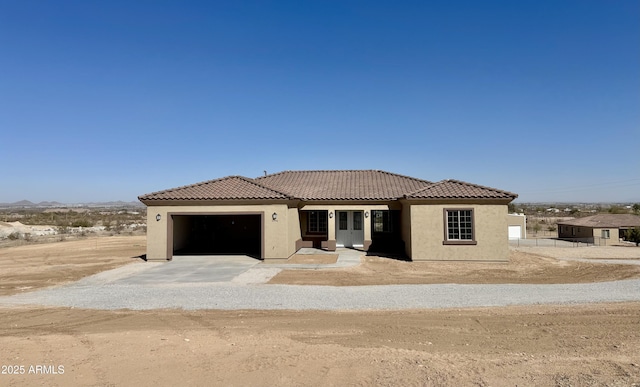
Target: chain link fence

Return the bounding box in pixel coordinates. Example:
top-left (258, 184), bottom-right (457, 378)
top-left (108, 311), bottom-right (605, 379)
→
top-left (509, 237), bottom-right (610, 247)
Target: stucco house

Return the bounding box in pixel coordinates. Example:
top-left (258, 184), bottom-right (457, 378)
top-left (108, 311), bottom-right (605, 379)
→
top-left (138, 170), bottom-right (518, 262)
top-left (557, 214), bottom-right (640, 243)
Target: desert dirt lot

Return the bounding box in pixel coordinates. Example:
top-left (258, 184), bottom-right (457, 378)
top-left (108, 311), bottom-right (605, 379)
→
top-left (1, 237), bottom-right (640, 386)
top-left (0, 236), bottom-right (146, 297)
top-left (269, 248), bottom-right (640, 286)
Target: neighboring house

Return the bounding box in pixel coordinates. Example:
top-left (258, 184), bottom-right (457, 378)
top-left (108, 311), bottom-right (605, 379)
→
top-left (557, 214), bottom-right (640, 243)
top-left (507, 213), bottom-right (527, 240)
top-left (138, 170), bottom-right (518, 262)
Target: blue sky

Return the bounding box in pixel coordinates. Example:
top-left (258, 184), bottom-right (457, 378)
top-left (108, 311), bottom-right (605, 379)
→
top-left (1, 0), bottom-right (639, 203)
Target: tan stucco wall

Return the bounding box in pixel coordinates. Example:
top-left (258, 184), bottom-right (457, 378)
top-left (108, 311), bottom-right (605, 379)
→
top-left (593, 227), bottom-right (620, 244)
top-left (145, 203), bottom-right (292, 260)
top-left (408, 203), bottom-right (509, 261)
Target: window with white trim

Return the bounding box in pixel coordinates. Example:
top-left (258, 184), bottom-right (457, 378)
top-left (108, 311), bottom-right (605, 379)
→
top-left (444, 209), bottom-right (476, 245)
top-left (601, 229), bottom-right (610, 239)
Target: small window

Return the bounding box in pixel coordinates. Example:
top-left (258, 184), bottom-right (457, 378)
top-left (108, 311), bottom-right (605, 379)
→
top-left (443, 209), bottom-right (477, 245)
top-left (601, 229), bottom-right (610, 239)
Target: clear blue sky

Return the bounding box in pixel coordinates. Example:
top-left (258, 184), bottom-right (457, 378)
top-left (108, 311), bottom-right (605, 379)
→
top-left (1, 0), bottom-right (639, 203)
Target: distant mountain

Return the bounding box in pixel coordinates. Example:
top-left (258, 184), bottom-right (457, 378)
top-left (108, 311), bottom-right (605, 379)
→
top-left (9, 200), bottom-right (35, 206)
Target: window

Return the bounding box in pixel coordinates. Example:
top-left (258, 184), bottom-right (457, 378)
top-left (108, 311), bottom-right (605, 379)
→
top-left (338, 212), bottom-right (348, 230)
top-left (601, 229), bottom-right (610, 239)
top-left (308, 211), bottom-right (327, 233)
top-left (372, 210), bottom-right (393, 233)
top-left (353, 212), bottom-right (362, 231)
top-left (443, 209), bottom-right (477, 245)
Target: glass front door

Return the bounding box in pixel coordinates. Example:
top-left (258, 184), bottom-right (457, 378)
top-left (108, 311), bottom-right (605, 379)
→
top-left (336, 211), bottom-right (364, 248)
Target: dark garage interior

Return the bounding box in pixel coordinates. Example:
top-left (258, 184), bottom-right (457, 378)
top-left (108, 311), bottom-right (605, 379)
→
top-left (172, 214), bottom-right (262, 258)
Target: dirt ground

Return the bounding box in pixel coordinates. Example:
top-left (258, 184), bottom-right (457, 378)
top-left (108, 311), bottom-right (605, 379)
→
top-left (1, 304), bottom-right (639, 386)
top-left (269, 248), bottom-right (640, 286)
top-left (0, 236), bottom-right (145, 296)
top-left (286, 253), bottom-right (338, 264)
top-left (2, 237), bottom-right (640, 386)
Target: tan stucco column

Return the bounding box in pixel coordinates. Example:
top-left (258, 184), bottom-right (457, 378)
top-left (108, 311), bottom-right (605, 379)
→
top-left (326, 208), bottom-right (337, 250)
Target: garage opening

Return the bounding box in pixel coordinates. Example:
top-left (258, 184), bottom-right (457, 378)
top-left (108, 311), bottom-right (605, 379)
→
top-left (172, 214), bottom-right (262, 259)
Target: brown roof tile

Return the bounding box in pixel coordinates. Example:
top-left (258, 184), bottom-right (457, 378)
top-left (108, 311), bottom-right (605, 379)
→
top-left (406, 179), bottom-right (518, 200)
top-left (557, 214), bottom-right (640, 228)
top-left (138, 176), bottom-right (290, 201)
top-left (139, 171), bottom-right (518, 203)
top-left (255, 170), bottom-right (432, 200)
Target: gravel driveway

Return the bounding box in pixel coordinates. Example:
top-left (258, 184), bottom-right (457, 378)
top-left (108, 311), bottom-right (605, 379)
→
top-left (2, 270), bottom-right (639, 311)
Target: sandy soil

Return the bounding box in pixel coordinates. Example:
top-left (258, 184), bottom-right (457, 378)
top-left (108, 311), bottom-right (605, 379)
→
top-left (286, 253), bottom-right (338, 264)
top-left (1, 304), bottom-right (639, 386)
top-left (2, 237), bottom-right (640, 385)
top-left (269, 249), bottom-right (640, 286)
top-left (0, 236), bottom-right (145, 296)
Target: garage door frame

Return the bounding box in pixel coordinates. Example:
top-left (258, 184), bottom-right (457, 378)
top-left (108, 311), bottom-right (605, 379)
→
top-left (166, 211), bottom-right (264, 260)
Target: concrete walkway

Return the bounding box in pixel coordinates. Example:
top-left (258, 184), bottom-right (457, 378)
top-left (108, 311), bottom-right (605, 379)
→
top-left (260, 247), bottom-right (363, 269)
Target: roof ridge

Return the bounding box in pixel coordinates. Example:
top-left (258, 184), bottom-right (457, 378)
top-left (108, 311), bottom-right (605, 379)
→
top-left (405, 179), bottom-right (518, 199)
top-left (257, 169), bottom-right (432, 183)
top-left (443, 179), bottom-right (518, 197)
top-left (236, 175), bottom-right (292, 198)
top-left (404, 180), bottom-right (441, 197)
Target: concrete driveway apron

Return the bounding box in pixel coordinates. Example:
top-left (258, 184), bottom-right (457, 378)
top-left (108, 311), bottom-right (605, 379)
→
top-left (111, 256), bottom-right (261, 284)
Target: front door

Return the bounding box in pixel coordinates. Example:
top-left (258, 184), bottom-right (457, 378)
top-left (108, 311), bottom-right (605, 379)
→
top-left (336, 211), bottom-right (364, 248)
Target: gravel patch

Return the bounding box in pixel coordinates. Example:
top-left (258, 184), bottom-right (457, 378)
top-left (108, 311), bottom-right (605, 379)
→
top-left (2, 279), bottom-right (639, 311)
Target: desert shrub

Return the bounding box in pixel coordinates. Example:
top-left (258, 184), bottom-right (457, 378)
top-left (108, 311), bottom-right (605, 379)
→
top-left (626, 227), bottom-right (640, 246)
top-left (57, 225), bottom-right (69, 235)
top-left (7, 232), bottom-right (20, 240)
top-left (547, 225), bottom-right (557, 232)
top-left (113, 219), bottom-right (124, 234)
top-left (532, 222), bottom-right (542, 234)
top-left (608, 206), bottom-right (626, 214)
top-left (71, 219), bottom-right (94, 227)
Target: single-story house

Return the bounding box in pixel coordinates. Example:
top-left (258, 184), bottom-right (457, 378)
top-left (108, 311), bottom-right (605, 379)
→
top-left (557, 214), bottom-right (640, 243)
top-left (138, 170), bottom-right (518, 262)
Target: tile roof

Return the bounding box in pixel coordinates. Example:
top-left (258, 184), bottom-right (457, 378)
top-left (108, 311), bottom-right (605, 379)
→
top-left (139, 171), bottom-right (518, 202)
top-left (557, 214), bottom-right (640, 228)
top-left (405, 179), bottom-right (518, 200)
top-left (255, 170), bottom-right (432, 200)
top-left (138, 176), bottom-right (290, 201)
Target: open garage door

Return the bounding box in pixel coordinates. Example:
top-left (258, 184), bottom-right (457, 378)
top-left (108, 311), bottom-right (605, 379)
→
top-left (172, 214), bottom-right (262, 258)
